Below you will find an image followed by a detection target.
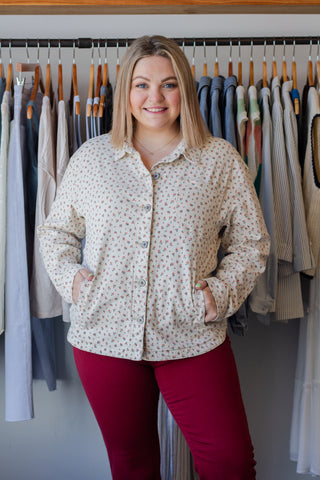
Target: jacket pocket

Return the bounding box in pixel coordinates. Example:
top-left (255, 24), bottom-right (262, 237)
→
top-left (193, 289), bottom-right (206, 326)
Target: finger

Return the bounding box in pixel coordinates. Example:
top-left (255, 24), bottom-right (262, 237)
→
top-left (194, 279), bottom-right (208, 290)
top-left (78, 268), bottom-right (94, 281)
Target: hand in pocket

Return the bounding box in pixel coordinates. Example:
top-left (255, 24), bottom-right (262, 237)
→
top-left (195, 280), bottom-right (218, 323)
top-left (72, 268), bottom-right (94, 304)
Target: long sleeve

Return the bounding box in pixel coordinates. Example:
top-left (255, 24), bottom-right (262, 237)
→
top-left (205, 146), bottom-right (270, 321)
top-left (37, 146), bottom-right (88, 304)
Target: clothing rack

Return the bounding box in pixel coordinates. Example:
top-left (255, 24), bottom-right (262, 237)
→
top-left (0, 36), bottom-right (319, 49)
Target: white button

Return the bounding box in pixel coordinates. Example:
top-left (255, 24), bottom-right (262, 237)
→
top-left (137, 316), bottom-right (144, 324)
top-left (153, 173), bottom-right (160, 180)
top-left (141, 241), bottom-right (148, 248)
top-left (138, 279), bottom-right (146, 287)
top-left (145, 204), bottom-right (152, 212)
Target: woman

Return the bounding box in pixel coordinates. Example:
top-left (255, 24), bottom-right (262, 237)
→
top-left (38, 35), bottom-right (270, 480)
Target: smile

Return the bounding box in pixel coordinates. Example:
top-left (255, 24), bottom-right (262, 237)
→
top-left (144, 107), bottom-right (168, 112)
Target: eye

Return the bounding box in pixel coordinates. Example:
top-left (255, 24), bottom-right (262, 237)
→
top-left (163, 82), bottom-right (178, 89)
top-left (135, 83), bottom-right (148, 89)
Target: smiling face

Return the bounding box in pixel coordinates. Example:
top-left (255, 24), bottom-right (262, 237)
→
top-left (129, 55), bottom-right (181, 137)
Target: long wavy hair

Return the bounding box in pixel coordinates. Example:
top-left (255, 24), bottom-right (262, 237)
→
top-left (111, 35), bottom-right (210, 149)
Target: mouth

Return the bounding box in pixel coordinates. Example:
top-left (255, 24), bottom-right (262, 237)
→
top-left (144, 107), bottom-right (168, 113)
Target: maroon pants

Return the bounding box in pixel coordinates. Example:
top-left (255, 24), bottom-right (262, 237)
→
top-left (73, 337), bottom-right (256, 480)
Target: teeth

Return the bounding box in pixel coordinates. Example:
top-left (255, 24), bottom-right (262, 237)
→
top-left (146, 108), bottom-right (166, 112)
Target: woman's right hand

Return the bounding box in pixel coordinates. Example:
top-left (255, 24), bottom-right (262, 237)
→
top-left (72, 268), bottom-right (94, 304)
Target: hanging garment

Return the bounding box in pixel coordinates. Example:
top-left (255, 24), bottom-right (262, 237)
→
top-left (235, 84), bottom-right (248, 160)
top-left (282, 80), bottom-right (314, 275)
top-left (249, 86), bottom-right (277, 322)
top-left (0, 88), bottom-right (12, 335)
top-left (29, 94), bottom-right (60, 392)
top-left (68, 94), bottom-right (81, 155)
top-left (5, 84), bottom-right (41, 421)
top-left (245, 85), bottom-right (262, 194)
top-left (223, 75), bottom-right (238, 149)
top-left (158, 395), bottom-right (194, 480)
top-left (209, 75), bottom-right (224, 138)
top-left (57, 99), bottom-right (72, 323)
top-left (30, 95), bottom-right (61, 319)
top-left (290, 87), bottom-right (320, 475)
top-left (270, 76), bottom-right (293, 264)
top-left (197, 75), bottom-right (211, 129)
top-left (270, 77), bottom-right (304, 321)
top-left (291, 86), bottom-right (300, 131)
top-left (85, 98), bottom-right (94, 141)
top-left (0, 77), bottom-right (6, 140)
top-left (98, 80), bottom-right (113, 135)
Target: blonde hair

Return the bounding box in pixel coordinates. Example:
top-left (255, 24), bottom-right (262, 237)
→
top-left (111, 35), bottom-right (210, 149)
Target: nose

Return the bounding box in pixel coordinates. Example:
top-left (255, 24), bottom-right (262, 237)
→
top-left (149, 86), bottom-right (164, 102)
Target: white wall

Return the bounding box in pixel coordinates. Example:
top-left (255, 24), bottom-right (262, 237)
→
top-left (0, 12), bottom-right (318, 480)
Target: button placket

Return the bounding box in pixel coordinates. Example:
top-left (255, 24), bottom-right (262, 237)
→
top-left (132, 175), bottom-right (153, 331)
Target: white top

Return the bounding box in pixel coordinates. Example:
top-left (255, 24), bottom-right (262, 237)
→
top-left (38, 134), bottom-right (269, 361)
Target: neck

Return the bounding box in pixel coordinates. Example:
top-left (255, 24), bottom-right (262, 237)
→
top-left (133, 124), bottom-right (180, 150)
top-left (133, 126), bottom-right (182, 171)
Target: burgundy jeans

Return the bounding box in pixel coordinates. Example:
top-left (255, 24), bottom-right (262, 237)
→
top-left (73, 337), bottom-right (256, 480)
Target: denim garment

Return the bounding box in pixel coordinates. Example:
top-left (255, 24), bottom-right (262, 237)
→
top-left (85, 97), bottom-right (93, 141)
top-left (197, 76), bottom-right (211, 129)
top-left (249, 87), bottom-right (278, 323)
top-left (0, 90), bottom-right (12, 334)
top-left (68, 94), bottom-right (82, 155)
top-left (209, 75), bottom-right (224, 138)
top-left (223, 75), bottom-right (238, 149)
top-left (26, 101), bottom-right (40, 235)
top-left (27, 94), bottom-right (59, 391)
top-left (5, 84), bottom-right (34, 421)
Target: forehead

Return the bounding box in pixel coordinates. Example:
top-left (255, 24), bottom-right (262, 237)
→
top-left (132, 55), bottom-right (175, 76)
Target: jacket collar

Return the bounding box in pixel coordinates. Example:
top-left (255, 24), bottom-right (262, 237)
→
top-left (114, 138), bottom-right (201, 165)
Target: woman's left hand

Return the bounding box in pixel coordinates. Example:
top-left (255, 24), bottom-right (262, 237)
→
top-left (195, 280), bottom-right (218, 323)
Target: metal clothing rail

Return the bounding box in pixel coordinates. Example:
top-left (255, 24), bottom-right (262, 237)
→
top-left (0, 36), bottom-right (319, 49)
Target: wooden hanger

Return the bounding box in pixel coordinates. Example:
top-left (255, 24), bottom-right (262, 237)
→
top-left (214, 41), bottom-right (219, 77)
top-left (99, 40), bottom-right (109, 118)
top-left (5, 42), bottom-right (12, 93)
top-left (93, 42), bottom-right (102, 118)
top-left (292, 40), bottom-right (299, 115)
top-left (272, 40), bottom-right (278, 79)
top-left (26, 64), bottom-right (44, 119)
top-left (262, 41), bottom-right (268, 88)
top-left (249, 41), bottom-right (254, 86)
top-left (18, 42), bottom-right (44, 119)
top-left (282, 40), bottom-right (287, 82)
top-left (191, 41), bottom-right (196, 79)
top-left (237, 41), bottom-right (242, 86)
top-left (228, 41), bottom-right (233, 77)
top-left (87, 42), bottom-right (95, 117)
top-left (70, 41), bottom-right (80, 115)
top-left (44, 41), bottom-right (53, 99)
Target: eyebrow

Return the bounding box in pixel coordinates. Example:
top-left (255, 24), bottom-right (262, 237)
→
top-left (131, 75), bottom-right (178, 82)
